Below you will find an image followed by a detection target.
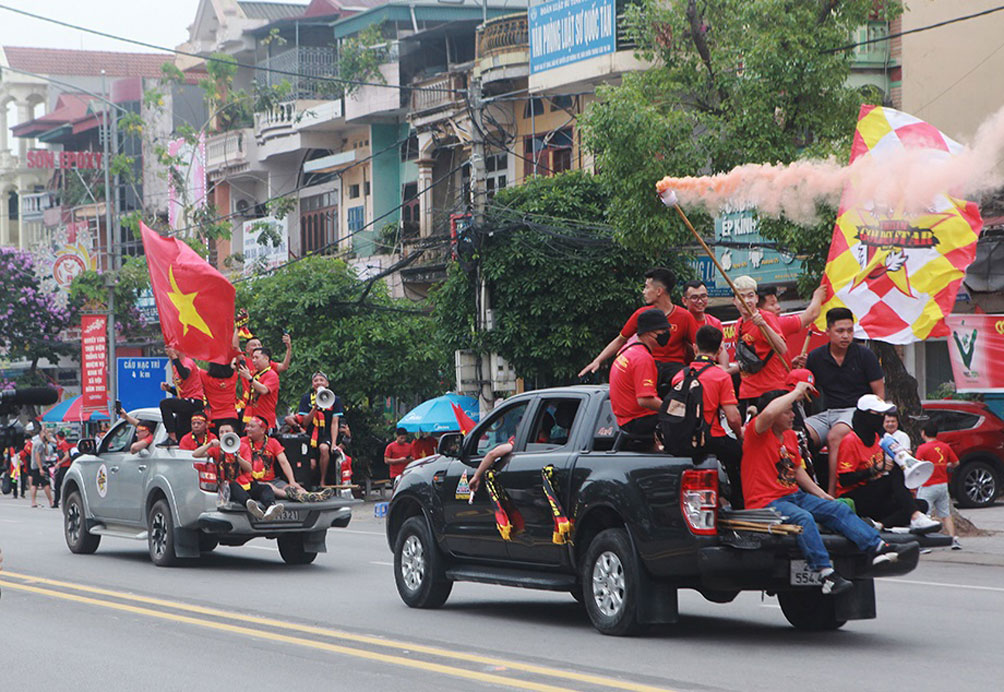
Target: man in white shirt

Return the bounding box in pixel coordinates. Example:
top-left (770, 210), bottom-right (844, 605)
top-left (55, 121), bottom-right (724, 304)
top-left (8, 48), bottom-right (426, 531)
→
top-left (30, 427), bottom-right (55, 508)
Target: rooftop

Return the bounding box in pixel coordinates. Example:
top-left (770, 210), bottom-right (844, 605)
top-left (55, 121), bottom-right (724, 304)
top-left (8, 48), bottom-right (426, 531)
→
top-left (3, 46), bottom-right (171, 78)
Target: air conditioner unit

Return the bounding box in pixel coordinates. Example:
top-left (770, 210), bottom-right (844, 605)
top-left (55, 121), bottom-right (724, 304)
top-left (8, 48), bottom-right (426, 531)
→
top-left (235, 199), bottom-right (250, 215)
top-left (489, 353), bottom-right (517, 393)
top-left (454, 350), bottom-right (479, 394)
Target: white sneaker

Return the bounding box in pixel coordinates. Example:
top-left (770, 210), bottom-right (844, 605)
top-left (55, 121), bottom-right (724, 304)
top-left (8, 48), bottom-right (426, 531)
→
top-left (951, 537), bottom-right (962, 550)
top-left (909, 513), bottom-right (942, 535)
top-left (262, 502), bottom-right (285, 520)
top-left (245, 499), bottom-right (265, 519)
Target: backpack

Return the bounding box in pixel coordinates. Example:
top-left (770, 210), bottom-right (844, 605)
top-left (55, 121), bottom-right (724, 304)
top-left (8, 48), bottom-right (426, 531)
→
top-left (659, 361), bottom-right (715, 456)
top-left (735, 318), bottom-right (773, 374)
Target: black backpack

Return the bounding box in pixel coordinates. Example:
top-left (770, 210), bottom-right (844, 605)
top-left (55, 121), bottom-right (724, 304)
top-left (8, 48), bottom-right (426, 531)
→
top-left (659, 361), bottom-right (715, 456)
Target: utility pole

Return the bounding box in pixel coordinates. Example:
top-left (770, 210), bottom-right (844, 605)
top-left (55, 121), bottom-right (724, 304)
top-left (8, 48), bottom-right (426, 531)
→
top-left (469, 76), bottom-right (493, 416)
top-left (101, 70), bottom-right (117, 420)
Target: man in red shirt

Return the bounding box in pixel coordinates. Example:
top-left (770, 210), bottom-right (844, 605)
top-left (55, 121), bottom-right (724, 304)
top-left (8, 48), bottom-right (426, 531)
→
top-left (178, 413), bottom-right (217, 451)
top-left (385, 428), bottom-right (413, 479)
top-left (239, 415), bottom-right (327, 507)
top-left (194, 421), bottom-right (282, 519)
top-left (234, 332), bottom-right (291, 420)
top-left (51, 431), bottom-right (74, 509)
top-left (733, 275), bottom-right (788, 411)
top-left (835, 395), bottom-right (941, 533)
top-left (681, 280), bottom-right (729, 367)
top-left (580, 267), bottom-right (697, 395)
top-left (673, 325), bottom-right (743, 505)
top-left (760, 285), bottom-right (826, 339)
top-left (158, 345), bottom-right (206, 447)
top-left (609, 308), bottom-right (669, 449)
top-left (742, 383), bottom-right (903, 595)
top-left (238, 347), bottom-right (281, 430)
top-left (200, 360), bottom-right (240, 435)
top-left (915, 421), bottom-right (961, 548)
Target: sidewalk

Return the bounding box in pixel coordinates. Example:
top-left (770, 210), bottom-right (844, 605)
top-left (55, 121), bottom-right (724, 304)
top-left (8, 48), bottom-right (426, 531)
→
top-left (914, 503), bottom-right (1004, 567)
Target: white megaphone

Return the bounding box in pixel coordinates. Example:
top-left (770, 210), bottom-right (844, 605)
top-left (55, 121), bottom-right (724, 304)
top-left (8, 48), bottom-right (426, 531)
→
top-left (880, 434), bottom-right (934, 490)
top-left (220, 431), bottom-right (242, 454)
top-left (316, 387), bottom-right (336, 410)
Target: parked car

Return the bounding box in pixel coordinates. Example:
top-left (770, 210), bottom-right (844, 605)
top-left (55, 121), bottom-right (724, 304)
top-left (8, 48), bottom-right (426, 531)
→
top-left (387, 386), bottom-right (943, 636)
top-left (61, 409), bottom-right (356, 566)
top-left (922, 400), bottom-right (1004, 508)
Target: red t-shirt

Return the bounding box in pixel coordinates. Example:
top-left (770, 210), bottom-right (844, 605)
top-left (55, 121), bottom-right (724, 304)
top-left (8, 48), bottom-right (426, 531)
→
top-left (738, 311), bottom-right (789, 399)
top-left (619, 305), bottom-right (696, 364)
top-left (57, 439), bottom-right (74, 468)
top-left (741, 420), bottom-right (804, 509)
top-left (384, 441), bottom-right (413, 478)
top-left (239, 435), bottom-right (285, 482)
top-left (174, 357), bottom-right (205, 400)
top-left (179, 431), bottom-right (217, 451)
top-left (411, 437), bottom-right (437, 459)
top-left (776, 314), bottom-right (801, 337)
top-left (835, 431), bottom-right (884, 496)
top-left (206, 446), bottom-right (244, 484)
top-left (249, 367), bottom-right (280, 429)
top-left (693, 312), bottom-right (723, 331)
top-left (201, 369), bottom-right (238, 420)
top-left (609, 343), bottom-right (659, 426)
top-left (916, 439), bottom-right (958, 486)
top-left (671, 358), bottom-right (737, 437)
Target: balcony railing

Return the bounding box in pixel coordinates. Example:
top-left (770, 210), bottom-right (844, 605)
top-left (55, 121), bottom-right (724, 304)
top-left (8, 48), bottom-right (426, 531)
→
top-left (21, 190), bottom-right (57, 222)
top-left (477, 13), bottom-right (528, 59)
top-left (205, 128), bottom-right (252, 174)
top-left (410, 73), bottom-right (466, 115)
top-left (256, 46), bottom-right (338, 99)
top-left (254, 100), bottom-right (299, 141)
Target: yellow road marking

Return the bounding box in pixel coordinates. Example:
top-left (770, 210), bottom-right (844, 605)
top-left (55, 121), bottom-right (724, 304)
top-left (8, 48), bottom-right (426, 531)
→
top-left (0, 579), bottom-right (576, 692)
top-left (1, 571), bottom-right (674, 692)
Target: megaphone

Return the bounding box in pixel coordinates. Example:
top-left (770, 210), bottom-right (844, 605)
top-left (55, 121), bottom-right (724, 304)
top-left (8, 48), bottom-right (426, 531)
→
top-left (220, 432), bottom-right (241, 454)
top-left (880, 434), bottom-right (934, 490)
top-left (316, 387), bottom-right (336, 410)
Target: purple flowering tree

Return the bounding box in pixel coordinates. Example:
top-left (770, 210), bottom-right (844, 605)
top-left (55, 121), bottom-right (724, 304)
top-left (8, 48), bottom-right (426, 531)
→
top-left (0, 248), bottom-right (73, 376)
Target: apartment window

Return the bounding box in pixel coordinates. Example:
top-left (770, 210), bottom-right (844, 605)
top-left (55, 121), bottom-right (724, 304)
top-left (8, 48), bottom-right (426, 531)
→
top-left (349, 184), bottom-right (360, 199)
top-left (364, 181), bottom-right (370, 196)
top-left (347, 205), bottom-right (365, 235)
top-left (401, 134), bottom-right (419, 162)
top-left (485, 153), bottom-right (508, 198)
top-left (401, 182), bottom-right (419, 236)
top-left (523, 98), bottom-right (544, 119)
top-left (523, 128), bottom-right (573, 177)
top-left (549, 94), bottom-right (574, 112)
top-left (300, 192), bottom-right (338, 253)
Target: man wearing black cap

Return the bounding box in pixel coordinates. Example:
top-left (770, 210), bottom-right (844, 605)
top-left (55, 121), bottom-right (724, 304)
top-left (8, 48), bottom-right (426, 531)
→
top-left (609, 308), bottom-right (670, 447)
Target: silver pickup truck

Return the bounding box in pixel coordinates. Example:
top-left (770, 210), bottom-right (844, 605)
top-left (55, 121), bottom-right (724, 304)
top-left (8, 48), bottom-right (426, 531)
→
top-left (61, 408), bottom-right (356, 566)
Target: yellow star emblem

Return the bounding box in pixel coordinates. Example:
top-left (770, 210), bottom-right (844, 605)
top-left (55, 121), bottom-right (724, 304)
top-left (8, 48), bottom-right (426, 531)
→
top-left (166, 265), bottom-right (213, 338)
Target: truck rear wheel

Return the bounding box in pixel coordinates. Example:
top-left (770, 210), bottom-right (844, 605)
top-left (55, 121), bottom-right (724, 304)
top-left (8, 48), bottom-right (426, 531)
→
top-left (581, 528), bottom-right (641, 636)
top-left (778, 589), bottom-right (847, 631)
top-left (277, 534), bottom-right (317, 564)
top-left (394, 516), bottom-right (452, 608)
top-left (64, 491), bottom-right (100, 554)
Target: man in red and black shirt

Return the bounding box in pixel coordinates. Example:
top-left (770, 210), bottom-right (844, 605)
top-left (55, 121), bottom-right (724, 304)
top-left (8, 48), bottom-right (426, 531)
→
top-left (609, 308), bottom-right (669, 448)
top-left (200, 360), bottom-right (240, 435)
top-left (733, 275), bottom-right (788, 411)
top-left (193, 421), bottom-right (280, 519)
top-left (238, 347), bottom-right (280, 430)
top-left (51, 430), bottom-right (74, 509)
top-left (158, 345), bottom-right (205, 447)
top-left (580, 267), bottom-right (696, 396)
top-left (234, 332), bottom-right (291, 421)
top-left (178, 413), bottom-right (217, 451)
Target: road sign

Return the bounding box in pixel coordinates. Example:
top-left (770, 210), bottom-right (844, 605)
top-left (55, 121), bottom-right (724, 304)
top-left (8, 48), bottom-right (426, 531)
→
top-left (117, 357), bottom-right (170, 412)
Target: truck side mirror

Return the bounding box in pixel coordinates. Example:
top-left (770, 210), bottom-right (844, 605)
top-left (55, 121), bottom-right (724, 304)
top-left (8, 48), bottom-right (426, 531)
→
top-left (77, 438), bottom-right (96, 455)
top-left (437, 433), bottom-right (463, 459)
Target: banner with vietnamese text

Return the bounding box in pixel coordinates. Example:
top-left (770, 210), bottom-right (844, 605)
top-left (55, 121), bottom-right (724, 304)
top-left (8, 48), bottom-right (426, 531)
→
top-left (945, 314), bottom-right (1004, 393)
top-left (80, 314), bottom-right (108, 417)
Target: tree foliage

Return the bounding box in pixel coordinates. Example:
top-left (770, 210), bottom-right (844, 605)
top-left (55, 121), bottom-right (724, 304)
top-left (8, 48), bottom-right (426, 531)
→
top-left (235, 256), bottom-right (449, 470)
top-left (580, 0), bottom-right (901, 288)
top-left (68, 256), bottom-right (152, 337)
top-left (0, 248), bottom-right (73, 370)
top-left (431, 171), bottom-right (688, 387)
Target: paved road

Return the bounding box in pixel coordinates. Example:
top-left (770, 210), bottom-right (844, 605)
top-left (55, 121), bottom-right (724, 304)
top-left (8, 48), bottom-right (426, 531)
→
top-left (2, 499), bottom-right (1001, 692)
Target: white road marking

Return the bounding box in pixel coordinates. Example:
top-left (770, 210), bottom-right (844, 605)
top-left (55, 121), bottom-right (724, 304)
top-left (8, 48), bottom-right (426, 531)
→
top-left (369, 561), bottom-right (394, 567)
top-left (339, 529), bottom-right (386, 537)
top-left (879, 577), bottom-right (1004, 593)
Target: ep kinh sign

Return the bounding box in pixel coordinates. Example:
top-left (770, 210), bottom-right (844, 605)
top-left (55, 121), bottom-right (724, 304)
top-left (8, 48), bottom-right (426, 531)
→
top-left (80, 315), bottom-right (108, 416)
top-left (945, 314), bottom-right (1004, 393)
top-left (529, 0), bottom-right (616, 74)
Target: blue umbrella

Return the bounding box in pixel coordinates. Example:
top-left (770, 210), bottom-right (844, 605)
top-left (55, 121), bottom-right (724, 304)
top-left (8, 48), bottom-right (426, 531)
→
top-left (397, 393), bottom-right (480, 433)
top-left (41, 395), bottom-right (111, 422)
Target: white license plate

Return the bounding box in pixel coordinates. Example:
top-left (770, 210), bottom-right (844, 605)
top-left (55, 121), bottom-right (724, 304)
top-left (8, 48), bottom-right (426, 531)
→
top-left (255, 509), bottom-right (302, 524)
top-left (789, 559), bottom-right (823, 586)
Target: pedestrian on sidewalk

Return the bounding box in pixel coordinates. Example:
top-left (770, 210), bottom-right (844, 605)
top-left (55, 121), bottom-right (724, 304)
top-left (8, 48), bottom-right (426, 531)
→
top-left (916, 421), bottom-right (962, 550)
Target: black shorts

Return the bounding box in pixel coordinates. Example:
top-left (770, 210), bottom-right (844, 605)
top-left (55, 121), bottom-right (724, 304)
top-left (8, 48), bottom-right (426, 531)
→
top-left (30, 468), bottom-right (50, 486)
top-left (656, 361), bottom-right (686, 398)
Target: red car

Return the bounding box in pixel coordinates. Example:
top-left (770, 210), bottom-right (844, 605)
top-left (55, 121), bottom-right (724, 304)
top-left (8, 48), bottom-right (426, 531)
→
top-left (922, 400), bottom-right (1004, 508)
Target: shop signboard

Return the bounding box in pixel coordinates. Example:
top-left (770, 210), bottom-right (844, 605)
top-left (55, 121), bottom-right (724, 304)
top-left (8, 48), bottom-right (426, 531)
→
top-left (529, 0), bottom-right (616, 74)
top-left (945, 314), bottom-right (1004, 393)
top-left (80, 315), bottom-right (108, 417)
top-left (713, 207), bottom-right (803, 287)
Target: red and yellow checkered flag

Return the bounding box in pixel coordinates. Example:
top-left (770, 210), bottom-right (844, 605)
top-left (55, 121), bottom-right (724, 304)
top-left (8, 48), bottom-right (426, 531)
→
top-left (818, 105), bottom-right (983, 343)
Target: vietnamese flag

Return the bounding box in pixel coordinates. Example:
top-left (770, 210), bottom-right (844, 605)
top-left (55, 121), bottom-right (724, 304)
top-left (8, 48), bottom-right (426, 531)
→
top-left (450, 402), bottom-right (477, 435)
top-left (140, 222), bottom-right (235, 362)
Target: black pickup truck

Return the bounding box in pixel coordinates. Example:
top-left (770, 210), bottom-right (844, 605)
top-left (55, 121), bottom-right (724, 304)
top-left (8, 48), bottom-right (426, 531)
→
top-left (386, 386), bottom-right (943, 636)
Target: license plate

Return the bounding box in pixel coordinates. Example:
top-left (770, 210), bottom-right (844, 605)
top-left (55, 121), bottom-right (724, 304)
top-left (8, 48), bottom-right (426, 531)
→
top-left (253, 509), bottom-right (303, 524)
top-left (789, 559), bottom-right (823, 586)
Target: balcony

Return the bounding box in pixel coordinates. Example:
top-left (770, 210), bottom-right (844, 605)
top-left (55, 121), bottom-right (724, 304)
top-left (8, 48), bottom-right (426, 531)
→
top-left (475, 13), bottom-right (529, 85)
top-left (205, 128), bottom-right (256, 180)
top-left (21, 190), bottom-right (57, 223)
top-left (253, 99), bottom-right (343, 159)
top-left (408, 73), bottom-right (466, 128)
top-left (256, 46), bottom-right (338, 100)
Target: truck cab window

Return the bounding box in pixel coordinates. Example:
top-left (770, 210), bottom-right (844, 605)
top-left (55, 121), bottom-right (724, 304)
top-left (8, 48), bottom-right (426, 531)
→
top-left (527, 398), bottom-right (581, 451)
top-left (475, 402), bottom-right (529, 456)
top-left (100, 422), bottom-right (136, 454)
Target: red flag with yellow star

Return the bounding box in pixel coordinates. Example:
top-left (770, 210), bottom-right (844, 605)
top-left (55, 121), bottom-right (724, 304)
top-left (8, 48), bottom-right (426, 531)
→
top-left (140, 223), bottom-right (235, 362)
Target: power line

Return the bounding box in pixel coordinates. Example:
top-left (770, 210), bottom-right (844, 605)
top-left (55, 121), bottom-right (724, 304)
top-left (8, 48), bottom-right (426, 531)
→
top-left (822, 5), bottom-right (1004, 54)
top-left (0, 4), bottom-right (466, 95)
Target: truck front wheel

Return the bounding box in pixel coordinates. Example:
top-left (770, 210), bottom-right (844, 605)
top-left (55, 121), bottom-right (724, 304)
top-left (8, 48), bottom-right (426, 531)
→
top-left (64, 491), bottom-right (100, 554)
top-left (394, 516), bottom-right (452, 608)
top-left (581, 528), bottom-right (641, 636)
top-left (778, 589), bottom-right (847, 631)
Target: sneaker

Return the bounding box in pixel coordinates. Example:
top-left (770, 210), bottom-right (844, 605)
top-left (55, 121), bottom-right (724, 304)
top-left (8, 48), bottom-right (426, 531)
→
top-left (820, 571), bottom-right (854, 596)
top-left (245, 499), bottom-right (265, 519)
top-left (909, 513), bottom-right (942, 535)
top-left (951, 537), bottom-right (962, 551)
top-left (871, 541), bottom-right (900, 566)
top-left (887, 526), bottom-right (911, 534)
top-left (312, 487), bottom-right (336, 501)
top-left (262, 502), bottom-right (285, 520)
top-left (284, 486), bottom-right (305, 502)
top-left (155, 439), bottom-right (178, 448)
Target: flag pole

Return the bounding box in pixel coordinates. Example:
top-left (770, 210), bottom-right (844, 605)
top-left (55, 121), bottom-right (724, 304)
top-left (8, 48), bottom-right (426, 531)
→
top-left (660, 189), bottom-right (791, 372)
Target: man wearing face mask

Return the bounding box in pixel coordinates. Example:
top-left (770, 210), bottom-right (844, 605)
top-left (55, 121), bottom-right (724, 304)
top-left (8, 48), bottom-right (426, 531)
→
top-left (609, 308), bottom-right (670, 448)
top-left (835, 395), bottom-right (941, 533)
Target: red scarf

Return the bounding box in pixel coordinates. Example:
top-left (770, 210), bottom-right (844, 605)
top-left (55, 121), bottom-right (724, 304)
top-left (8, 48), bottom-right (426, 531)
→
top-left (240, 365), bottom-right (272, 423)
top-left (309, 390), bottom-right (326, 448)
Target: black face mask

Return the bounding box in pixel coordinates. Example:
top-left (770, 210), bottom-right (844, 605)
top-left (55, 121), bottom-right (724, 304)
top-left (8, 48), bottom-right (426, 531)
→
top-left (655, 331), bottom-right (671, 347)
top-left (852, 409), bottom-right (885, 446)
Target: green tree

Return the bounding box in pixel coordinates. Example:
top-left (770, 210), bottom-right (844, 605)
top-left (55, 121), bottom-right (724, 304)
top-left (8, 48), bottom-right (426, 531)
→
top-left (431, 171), bottom-right (687, 387)
top-left (68, 255), bottom-right (152, 338)
top-left (235, 256), bottom-right (449, 473)
top-left (580, 0), bottom-right (900, 289)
